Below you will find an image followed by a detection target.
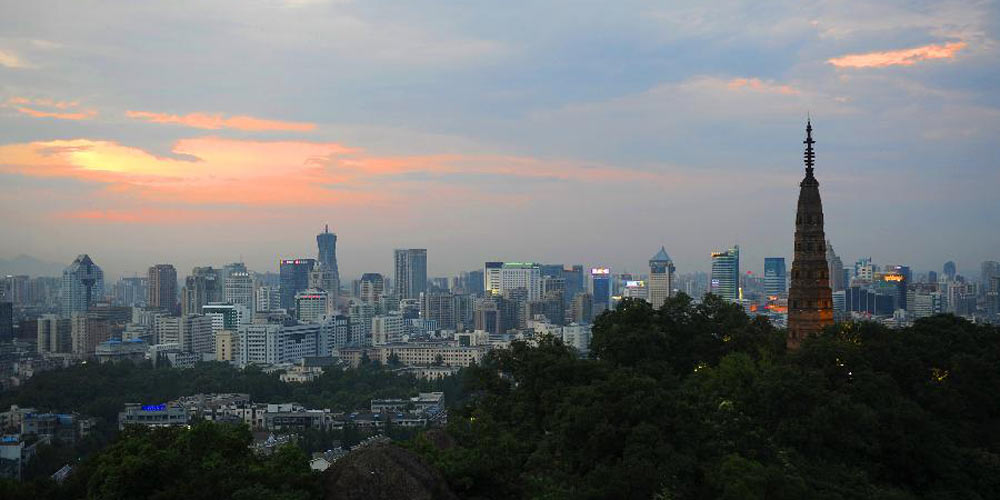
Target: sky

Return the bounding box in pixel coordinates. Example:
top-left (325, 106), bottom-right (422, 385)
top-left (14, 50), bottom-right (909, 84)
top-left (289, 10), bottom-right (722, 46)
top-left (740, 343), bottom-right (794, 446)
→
top-left (1, 0), bottom-right (998, 281)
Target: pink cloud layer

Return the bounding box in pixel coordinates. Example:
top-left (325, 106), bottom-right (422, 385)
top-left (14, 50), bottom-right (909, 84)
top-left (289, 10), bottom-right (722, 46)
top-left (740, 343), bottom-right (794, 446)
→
top-left (6, 97), bottom-right (97, 121)
top-left (726, 78), bottom-right (799, 95)
top-left (0, 136), bottom-right (685, 222)
top-left (126, 110), bottom-right (316, 132)
top-left (828, 42), bottom-right (966, 68)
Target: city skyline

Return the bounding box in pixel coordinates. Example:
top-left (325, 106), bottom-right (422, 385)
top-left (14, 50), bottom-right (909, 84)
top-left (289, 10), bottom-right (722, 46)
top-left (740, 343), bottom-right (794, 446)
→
top-left (2, 2), bottom-right (998, 280)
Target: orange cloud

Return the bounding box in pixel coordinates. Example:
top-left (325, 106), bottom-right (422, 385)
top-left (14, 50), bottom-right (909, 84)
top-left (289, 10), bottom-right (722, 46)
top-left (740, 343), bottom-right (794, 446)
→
top-left (828, 42), bottom-right (966, 68)
top-left (0, 49), bottom-right (27, 68)
top-left (6, 97), bottom-right (97, 121)
top-left (0, 136), bottom-right (682, 222)
top-left (726, 78), bottom-right (799, 95)
top-left (126, 110), bottom-right (316, 132)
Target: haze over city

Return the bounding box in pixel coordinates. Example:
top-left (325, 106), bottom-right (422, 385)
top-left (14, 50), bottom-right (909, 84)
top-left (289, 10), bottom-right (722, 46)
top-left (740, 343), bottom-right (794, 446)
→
top-left (2, 1), bottom-right (998, 279)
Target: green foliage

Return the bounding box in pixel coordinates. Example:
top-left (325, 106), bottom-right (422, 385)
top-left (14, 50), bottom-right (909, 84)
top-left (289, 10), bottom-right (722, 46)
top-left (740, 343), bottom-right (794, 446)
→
top-left (0, 359), bottom-right (460, 484)
top-left (44, 421), bottom-right (319, 500)
top-left (421, 296), bottom-right (1000, 500)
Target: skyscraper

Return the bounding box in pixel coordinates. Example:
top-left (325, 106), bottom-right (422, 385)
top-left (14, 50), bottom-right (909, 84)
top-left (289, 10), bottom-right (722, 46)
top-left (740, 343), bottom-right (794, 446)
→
top-left (788, 120), bottom-right (834, 349)
top-left (826, 241), bottom-right (846, 292)
top-left (943, 261), bottom-right (957, 281)
top-left (590, 268), bottom-right (611, 314)
top-left (710, 246), bottom-right (739, 302)
top-left (113, 276), bottom-right (147, 307)
top-left (763, 257), bottom-right (787, 298)
top-left (224, 271), bottom-right (254, 313)
top-left (483, 262), bottom-right (543, 301)
top-left (148, 264), bottom-right (178, 314)
top-left (562, 265), bottom-right (585, 303)
top-left (295, 289), bottom-right (329, 322)
top-left (0, 301), bottom-right (12, 342)
top-left (317, 225), bottom-right (340, 280)
top-left (61, 254), bottom-right (104, 318)
top-left (315, 225), bottom-right (341, 297)
top-left (279, 259), bottom-right (316, 311)
top-left (181, 267), bottom-right (222, 317)
top-left (359, 273), bottom-right (385, 305)
top-left (648, 247), bottom-right (675, 308)
top-left (394, 249), bottom-right (427, 300)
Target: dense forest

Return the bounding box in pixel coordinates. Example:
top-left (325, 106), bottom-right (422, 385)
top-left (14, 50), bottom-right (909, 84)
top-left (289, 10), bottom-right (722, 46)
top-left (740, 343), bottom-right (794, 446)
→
top-left (4, 293), bottom-right (1000, 499)
top-left (0, 358), bottom-right (461, 485)
top-left (417, 294), bottom-right (1000, 499)
top-left (1, 423), bottom-right (318, 500)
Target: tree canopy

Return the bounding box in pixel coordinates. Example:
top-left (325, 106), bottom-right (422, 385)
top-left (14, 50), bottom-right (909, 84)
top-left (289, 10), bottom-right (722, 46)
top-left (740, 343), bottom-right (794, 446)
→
top-left (417, 295), bottom-right (1000, 499)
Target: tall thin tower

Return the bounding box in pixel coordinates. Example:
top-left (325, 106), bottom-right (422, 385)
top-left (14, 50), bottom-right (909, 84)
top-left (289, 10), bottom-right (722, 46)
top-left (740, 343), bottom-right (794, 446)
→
top-left (316, 225), bottom-right (340, 284)
top-left (788, 119), bottom-right (834, 349)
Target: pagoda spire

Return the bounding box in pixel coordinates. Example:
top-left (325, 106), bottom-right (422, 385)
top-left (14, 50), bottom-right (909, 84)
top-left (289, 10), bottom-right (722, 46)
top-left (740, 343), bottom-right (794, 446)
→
top-left (787, 118), bottom-right (833, 349)
top-left (803, 118), bottom-right (815, 178)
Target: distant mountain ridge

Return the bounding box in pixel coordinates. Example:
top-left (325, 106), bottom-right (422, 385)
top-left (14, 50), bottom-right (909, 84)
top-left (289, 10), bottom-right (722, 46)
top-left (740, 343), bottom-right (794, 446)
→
top-left (0, 254), bottom-right (67, 277)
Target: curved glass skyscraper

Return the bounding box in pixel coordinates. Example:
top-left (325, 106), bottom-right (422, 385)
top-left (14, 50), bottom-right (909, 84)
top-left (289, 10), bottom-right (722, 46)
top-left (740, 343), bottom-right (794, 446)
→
top-left (316, 224), bottom-right (340, 284)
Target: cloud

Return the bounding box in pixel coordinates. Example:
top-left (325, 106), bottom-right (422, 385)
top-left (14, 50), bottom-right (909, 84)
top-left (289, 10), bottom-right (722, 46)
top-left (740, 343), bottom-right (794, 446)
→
top-left (828, 42), bottom-right (967, 68)
top-left (125, 110), bottom-right (316, 132)
top-left (0, 136), bottom-right (688, 222)
top-left (0, 49), bottom-right (27, 68)
top-left (727, 78), bottom-right (800, 95)
top-left (5, 97), bottom-right (97, 120)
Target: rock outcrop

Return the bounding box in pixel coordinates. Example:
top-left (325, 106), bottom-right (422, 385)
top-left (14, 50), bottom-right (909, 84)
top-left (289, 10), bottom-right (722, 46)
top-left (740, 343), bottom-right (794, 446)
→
top-left (322, 443), bottom-right (457, 500)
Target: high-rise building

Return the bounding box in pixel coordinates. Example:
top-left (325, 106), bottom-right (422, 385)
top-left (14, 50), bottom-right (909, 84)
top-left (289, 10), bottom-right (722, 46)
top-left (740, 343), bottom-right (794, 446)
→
top-left (36, 314), bottom-right (71, 353)
top-left (61, 255), bottom-right (104, 318)
top-left (710, 247), bottom-right (739, 302)
top-left (982, 261), bottom-right (1000, 292)
top-left (316, 225), bottom-right (340, 286)
top-left (826, 241), bottom-right (846, 292)
top-left (570, 292), bottom-right (593, 324)
top-left (787, 120), bottom-right (834, 349)
top-left (70, 313), bottom-right (111, 357)
top-left (147, 264), bottom-right (178, 314)
top-left (113, 277), bottom-right (148, 307)
top-left (295, 289), bottom-right (329, 322)
top-left (155, 315), bottom-right (181, 345)
top-left (224, 271), bottom-right (254, 313)
top-left (590, 268), bottom-right (611, 314)
top-left (202, 303), bottom-right (250, 333)
top-left (359, 273), bottom-right (385, 305)
top-left (255, 285), bottom-right (281, 313)
top-left (484, 262), bottom-right (543, 301)
top-left (420, 291), bottom-right (457, 330)
top-left (220, 262), bottom-right (248, 283)
top-left (474, 295), bottom-right (515, 335)
top-left (179, 314), bottom-right (213, 355)
top-left (466, 269), bottom-right (485, 295)
top-left (394, 249), bottom-right (427, 300)
top-left (279, 259), bottom-right (316, 311)
top-left (763, 257), bottom-right (787, 298)
top-left (3, 275), bottom-right (28, 305)
top-left (371, 312), bottom-right (405, 345)
top-left (0, 302), bottom-right (12, 342)
top-left (854, 258), bottom-right (875, 283)
top-left (215, 330), bottom-right (237, 362)
top-left (238, 322), bottom-right (323, 366)
top-left (309, 266), bottom-right (339, 298)
top-left (648, 247), bottom-right (675, 308)
top-left (181, 267), bottom-right (222, 317)
top-left (943, 261), bottom-right (957, 281)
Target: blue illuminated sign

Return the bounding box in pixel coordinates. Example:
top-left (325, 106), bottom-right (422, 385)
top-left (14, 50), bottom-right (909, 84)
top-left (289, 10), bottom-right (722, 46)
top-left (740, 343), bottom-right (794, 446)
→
top-left (141, 404), bottom-right (166, 411)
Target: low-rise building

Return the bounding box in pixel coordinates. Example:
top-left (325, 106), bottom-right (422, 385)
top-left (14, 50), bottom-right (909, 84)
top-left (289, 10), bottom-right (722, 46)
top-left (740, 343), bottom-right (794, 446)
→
top-left (95, 338), bottom-right (148, 363)
top-left (370, 392), bottom-right (444, 414)
top-left (118, 403), bottom-right (190, 430)
top-left (338, 342), bottom-right (488, 368)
